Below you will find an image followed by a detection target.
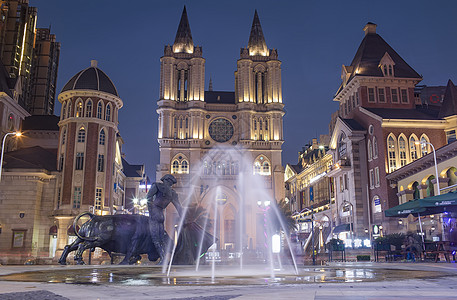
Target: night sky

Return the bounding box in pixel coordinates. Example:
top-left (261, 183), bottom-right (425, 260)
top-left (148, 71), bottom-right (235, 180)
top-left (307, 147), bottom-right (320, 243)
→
top-left (32, 0), bottom-right (457, 180)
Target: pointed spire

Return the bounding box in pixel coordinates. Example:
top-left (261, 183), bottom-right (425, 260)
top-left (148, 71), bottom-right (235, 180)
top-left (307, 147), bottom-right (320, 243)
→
top-left (439, 80), bottom-right (457, 118)
top-left (173, 6), bottom-right (194, 54)
top-left (248, 10), bottom-right (268, 56)
top-left (208, 77), bottom-right (213, 91)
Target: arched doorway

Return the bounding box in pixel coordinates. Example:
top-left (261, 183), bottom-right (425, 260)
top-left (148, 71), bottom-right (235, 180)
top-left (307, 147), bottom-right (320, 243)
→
top-left (200, 185), bottom-right (240, 252)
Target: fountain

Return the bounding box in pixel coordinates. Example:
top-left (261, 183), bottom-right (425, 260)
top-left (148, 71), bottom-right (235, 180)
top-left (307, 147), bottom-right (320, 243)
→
top-left (162, 144), bottom-right (299, 282)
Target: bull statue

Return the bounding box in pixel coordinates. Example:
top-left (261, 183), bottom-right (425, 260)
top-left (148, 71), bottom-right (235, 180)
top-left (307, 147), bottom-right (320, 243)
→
top-left (58, 212), bottom-right (161, 265)
top-left (58, 211), bottom-right (215, 265)
top-left (58, 174), bottom-right (215, 265)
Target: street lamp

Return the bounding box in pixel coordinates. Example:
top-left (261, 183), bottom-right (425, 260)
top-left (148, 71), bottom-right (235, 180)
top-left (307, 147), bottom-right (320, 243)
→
top-left (0, 132), bottom-right (22, 182)
top-left (342, 201), bottom-right (354, 247)
top-left (415, 140), bottom-right (440, 195)
top-left (257, 200), bottom-right (271, 252)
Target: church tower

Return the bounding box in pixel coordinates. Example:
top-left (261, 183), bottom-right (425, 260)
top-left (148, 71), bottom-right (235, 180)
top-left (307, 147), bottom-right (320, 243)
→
top-left (159, 6), bottom-right (205, 103)
top-left (157, 8), bottom-right (284, 253)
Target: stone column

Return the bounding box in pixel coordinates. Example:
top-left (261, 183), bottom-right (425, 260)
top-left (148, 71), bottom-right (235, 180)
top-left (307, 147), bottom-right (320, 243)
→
top-left (432, 177), bottom-right (450, 195)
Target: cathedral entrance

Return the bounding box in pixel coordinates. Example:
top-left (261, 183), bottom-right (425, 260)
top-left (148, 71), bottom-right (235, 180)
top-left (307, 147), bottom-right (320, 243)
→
top-left (200, 186), bottom-right (239, 254)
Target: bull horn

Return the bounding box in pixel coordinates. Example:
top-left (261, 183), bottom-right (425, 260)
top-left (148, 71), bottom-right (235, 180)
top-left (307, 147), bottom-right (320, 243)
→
top-left (73, 212), bottom-right (98, 242)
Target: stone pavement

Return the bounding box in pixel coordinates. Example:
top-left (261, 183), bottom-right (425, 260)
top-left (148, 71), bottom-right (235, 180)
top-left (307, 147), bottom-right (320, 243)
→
top-left (0, 263), bottom-right (456, 300)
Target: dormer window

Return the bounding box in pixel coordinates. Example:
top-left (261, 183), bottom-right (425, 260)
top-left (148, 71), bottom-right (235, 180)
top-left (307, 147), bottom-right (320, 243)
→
top-left (379, 52), bottom-right (395, 77)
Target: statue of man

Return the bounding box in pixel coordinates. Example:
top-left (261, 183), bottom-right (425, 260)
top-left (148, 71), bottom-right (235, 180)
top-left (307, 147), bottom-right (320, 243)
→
top-left (146, 174), bottom-right (182, 263)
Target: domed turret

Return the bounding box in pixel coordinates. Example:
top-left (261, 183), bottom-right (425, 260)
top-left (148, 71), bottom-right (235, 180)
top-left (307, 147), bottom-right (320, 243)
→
top-left (61, 60), bottom-right (119, 97)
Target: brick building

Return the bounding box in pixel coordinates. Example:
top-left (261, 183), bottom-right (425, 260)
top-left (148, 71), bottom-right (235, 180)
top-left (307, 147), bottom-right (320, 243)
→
top-left (325, 23), bottom-right (456, 245)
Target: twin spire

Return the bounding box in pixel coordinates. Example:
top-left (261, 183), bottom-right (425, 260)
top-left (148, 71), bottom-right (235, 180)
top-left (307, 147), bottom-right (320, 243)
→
top-left (248, 10), bottom-right (268, 56)
top-left (172, 7), bottom-right (269, 57)
top-left (173, 6), bottom-right (194, 54)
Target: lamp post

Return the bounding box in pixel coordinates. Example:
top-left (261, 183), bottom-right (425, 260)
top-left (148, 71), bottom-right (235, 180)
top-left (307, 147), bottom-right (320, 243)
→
top-left (257, 200), bottom-right (271, 256)
top-left (416, 140), bottom-right (440, 195)
top-left (0, 132), bottom-right (21, 182)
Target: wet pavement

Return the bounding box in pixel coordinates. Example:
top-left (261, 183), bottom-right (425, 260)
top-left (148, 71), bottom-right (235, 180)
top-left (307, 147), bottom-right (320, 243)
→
top-left (0, 262), bottom-right (456, 299)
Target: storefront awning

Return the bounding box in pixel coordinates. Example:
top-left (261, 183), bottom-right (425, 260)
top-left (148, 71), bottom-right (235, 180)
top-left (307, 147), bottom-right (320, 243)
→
top-left (333, 223), bottom-right (352, 234)
top-left (385, 190), bottom-right (457, 218)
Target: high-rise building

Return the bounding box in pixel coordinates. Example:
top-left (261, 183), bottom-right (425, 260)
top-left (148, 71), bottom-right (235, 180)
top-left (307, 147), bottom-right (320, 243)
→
top-left (30, 27), bottom-right (60, 115)
top-left (157, 7), bottom-right (284, 252)
top-left (0, 0), bottom-right (60, 115)
top-left (0, 0), bottom-right (36, 109)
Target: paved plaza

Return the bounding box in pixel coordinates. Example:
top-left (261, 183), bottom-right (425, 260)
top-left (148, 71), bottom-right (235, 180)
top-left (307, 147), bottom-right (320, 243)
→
top-left (0, 262), bottom-right (456, 299)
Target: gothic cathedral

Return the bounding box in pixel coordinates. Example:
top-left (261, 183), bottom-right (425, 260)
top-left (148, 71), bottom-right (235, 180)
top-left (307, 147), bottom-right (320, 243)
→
top-left (157, 7), bottom-right (284, 252)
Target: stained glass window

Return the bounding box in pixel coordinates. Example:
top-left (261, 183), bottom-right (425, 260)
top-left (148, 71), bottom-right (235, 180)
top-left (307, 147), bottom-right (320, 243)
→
top-left (208, 118), bottom-right (234, 143)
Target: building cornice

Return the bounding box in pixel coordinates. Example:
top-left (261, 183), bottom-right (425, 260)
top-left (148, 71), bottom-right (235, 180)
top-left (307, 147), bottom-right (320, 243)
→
top-left (0, 93), bottom-right (30, 118)
top-left (381, 119), bottom-right (447, 129)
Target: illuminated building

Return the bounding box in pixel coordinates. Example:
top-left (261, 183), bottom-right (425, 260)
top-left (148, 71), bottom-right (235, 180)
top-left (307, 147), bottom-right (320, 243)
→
top-left (285, 136), bottom-right (334, 252)
top-left (327, 23), bottom-right (454, 241)
top-left (386, 81), bottom-right (457, 242)
top-left (157, 7), bottom-right (284, 251)
top-left (29, 27), bottom-right (60, 115)
top-left (0, 61), bottom-right (144, 263)
top-left (0, 1), bottom-right (60, 114)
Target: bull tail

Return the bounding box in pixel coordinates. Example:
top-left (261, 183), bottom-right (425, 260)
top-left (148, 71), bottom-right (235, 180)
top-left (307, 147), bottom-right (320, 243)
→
top-left (73, 212), bottom-right (98, 242)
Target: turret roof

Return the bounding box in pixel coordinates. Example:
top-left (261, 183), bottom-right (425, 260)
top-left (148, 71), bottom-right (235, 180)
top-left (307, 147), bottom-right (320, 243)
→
top-left (439, 80), bottom-right (457, 118)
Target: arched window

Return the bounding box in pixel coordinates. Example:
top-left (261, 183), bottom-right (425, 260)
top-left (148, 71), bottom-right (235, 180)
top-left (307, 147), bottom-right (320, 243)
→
top-left (262, 161), bottom-right (270, 174)
top-left (425, 175), bottom-right (435, 197)
top-left (203, 161), bottom-right (211, 175)
top-left (373, 137), bottom-right (378, 159)
top-left (105, 104), bottom-right (111, 121)
top-left (97, 101), bottom-right (103, 119)
top-left (85, 100), bottom-right (93, 118)
top-left (77, 127), bottom-right (86, 143)
top-left (373, 195), bottom-right (382, 213)
top-left (387, 135), bottom-right (397, 172)
top-left (62, 103), bottom-right (66, 120)
top-left (67, 101), bottom-right (72, 118)
top-left (445, 167), bottom-right (457, 186)
top-left (172, 160), bottom-right (179, 173)
top-left (398, 136), bottom-right (407, 167)
top-left (367, 140), bottom-right (373, 161)
top-left (174, 117), bottom-right (177, 128)
top-left (75, 100), bottom-right (83, 117)
top-left (99, 129), bottom-right (106, 145)
top-left (181, 160), bottom-right (189, 174)
top-left (253, 155), bottom-right (270, 175)
top-left (338, 132), bottom-right (347, 159)
top-left (420, 135), bottom-right (430, 156)
top-left (62, 128), bottom-right (66, 145)
top-left (254, 120), bottom-right (257, 130)
top-left (412, 181), bottom-right (420, 200)
top-left (254, 161), bottom-right (261, 174)
top-left (185, 117), bottom-right (188, 128)
top-left (409, 135), bottom-right (418, 161)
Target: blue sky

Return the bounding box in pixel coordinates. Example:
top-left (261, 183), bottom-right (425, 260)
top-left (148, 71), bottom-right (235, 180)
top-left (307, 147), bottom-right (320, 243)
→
top-left (32, 0), bottom-right (457, 179)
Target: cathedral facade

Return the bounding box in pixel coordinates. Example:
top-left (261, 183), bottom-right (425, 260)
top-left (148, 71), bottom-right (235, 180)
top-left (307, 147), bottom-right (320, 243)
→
top-left (157, 8), bottom-right (285, 252)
